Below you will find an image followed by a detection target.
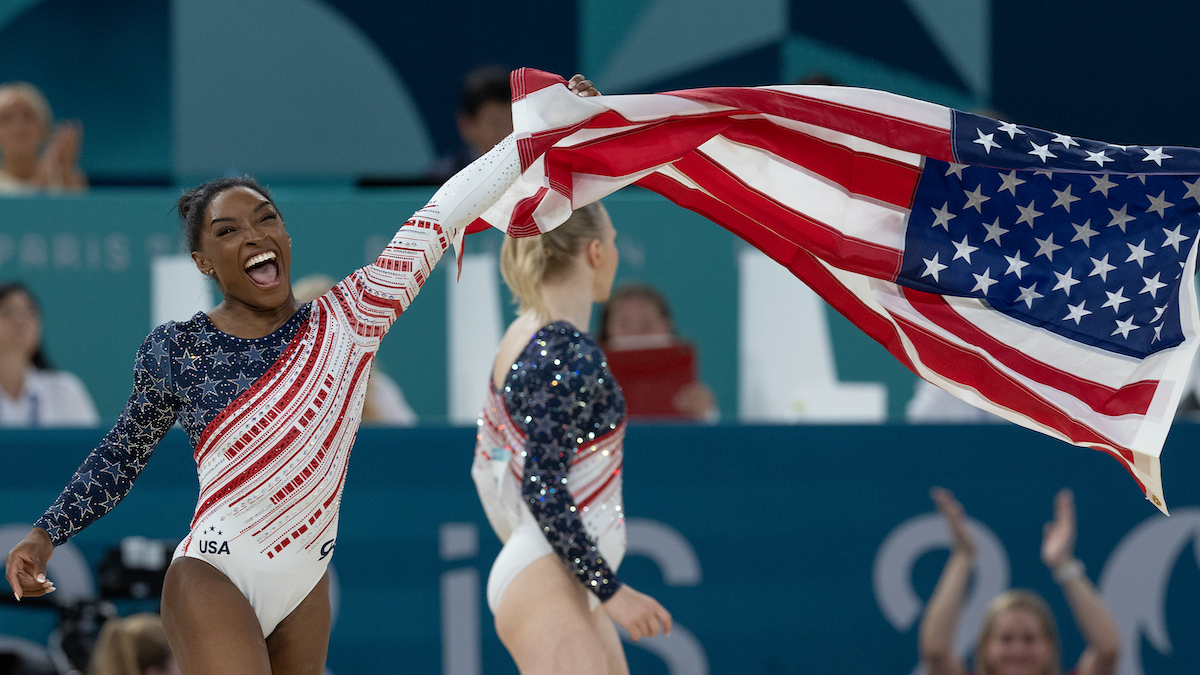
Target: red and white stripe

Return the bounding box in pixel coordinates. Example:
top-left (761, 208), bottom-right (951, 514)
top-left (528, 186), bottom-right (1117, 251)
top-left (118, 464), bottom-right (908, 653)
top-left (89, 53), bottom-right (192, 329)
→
top-left (183, 218), bottom-right (453, 558)
top-left (471, 69), bottom-right (1200, 512)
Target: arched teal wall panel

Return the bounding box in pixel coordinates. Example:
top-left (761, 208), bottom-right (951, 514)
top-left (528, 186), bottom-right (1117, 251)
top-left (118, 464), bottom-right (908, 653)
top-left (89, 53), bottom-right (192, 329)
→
top-left (3, 0), bottom-right (1200, 205)
top-left (904, 0), bottom-right (990, 100)
top-left (578, 0), bottom-right (654, 82)
top-left (587, 0), bottom-right (786, 93)
top-left (781, 35), bottom-right (978, 111)
top-left (322, 0), bottom-right (578, 158)
top-left (623, 43), bottom-right (783, 93)
top-left (790, 0), bottom-right (967, 93)
top-left (172, 0), bottom-right (435, 183)
top-left (0, 0), bottom-right (43, 30)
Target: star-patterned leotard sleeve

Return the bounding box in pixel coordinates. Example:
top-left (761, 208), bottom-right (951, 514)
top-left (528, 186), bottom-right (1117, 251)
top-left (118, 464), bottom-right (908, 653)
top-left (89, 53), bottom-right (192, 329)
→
top-left (33, 327), bottom-right (181, 544)
top-left (33, 307), bottom-right (312, 546)
top-left (502, 322), bottom-right (626, 602)
top-left (33, 305), bottom-right (314, 547)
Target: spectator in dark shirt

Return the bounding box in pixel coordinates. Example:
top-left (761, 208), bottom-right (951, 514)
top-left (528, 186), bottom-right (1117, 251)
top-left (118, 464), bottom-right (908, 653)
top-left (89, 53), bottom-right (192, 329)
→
top-left (424, 66), bottom-right (514, 182)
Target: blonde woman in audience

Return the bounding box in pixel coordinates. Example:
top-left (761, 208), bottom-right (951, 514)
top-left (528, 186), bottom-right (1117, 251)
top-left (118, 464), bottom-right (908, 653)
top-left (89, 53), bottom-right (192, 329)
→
top-left (920, 488), bottom-right (1119, 675)
top-left (473, 203), bottom-right (671, 675)
top-left (293, 274), bottom-right (417, 426)
top-left (0, 82), bottom-right (86, 194)
top-left (89, 613), bottom-right (180, 675)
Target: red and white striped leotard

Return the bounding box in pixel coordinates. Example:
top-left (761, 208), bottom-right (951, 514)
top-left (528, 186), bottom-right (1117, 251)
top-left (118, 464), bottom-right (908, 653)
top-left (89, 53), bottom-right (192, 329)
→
top-left (35, 133), bottom-right (524, 637)
top-left (172, 135), bottom-right (523, 635)
top-left (171, 218), bottom-right (453, 634)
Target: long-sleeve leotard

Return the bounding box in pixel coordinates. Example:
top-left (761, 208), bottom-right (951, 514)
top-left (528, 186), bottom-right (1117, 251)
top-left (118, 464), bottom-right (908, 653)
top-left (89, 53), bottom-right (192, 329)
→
top-left (488, 322), bottom-right (627, 601)
top-left (35, 134), bottom-right (523, 547)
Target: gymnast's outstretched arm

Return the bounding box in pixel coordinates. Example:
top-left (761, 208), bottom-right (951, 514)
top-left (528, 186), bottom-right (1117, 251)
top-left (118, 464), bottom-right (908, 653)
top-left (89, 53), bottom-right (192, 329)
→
top-left (328, 75), bottom-right (598, 339)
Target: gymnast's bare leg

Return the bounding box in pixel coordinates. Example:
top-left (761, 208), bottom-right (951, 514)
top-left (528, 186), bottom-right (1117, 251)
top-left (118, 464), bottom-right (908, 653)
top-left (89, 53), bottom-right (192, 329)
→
top-left (161, 559), bottom-right (331, 675)
top-left (495, 555), bottom-right (627, 675)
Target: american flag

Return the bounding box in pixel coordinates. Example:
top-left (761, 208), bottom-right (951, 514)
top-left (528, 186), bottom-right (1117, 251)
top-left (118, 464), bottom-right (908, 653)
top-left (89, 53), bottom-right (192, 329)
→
top-left (475, 69), bottom-right (1200, 513)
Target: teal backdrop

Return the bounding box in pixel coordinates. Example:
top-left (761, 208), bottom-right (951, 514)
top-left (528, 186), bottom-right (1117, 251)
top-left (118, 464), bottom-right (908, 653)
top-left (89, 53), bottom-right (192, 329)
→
top-left (0, 423), bottom-right (1198, 674)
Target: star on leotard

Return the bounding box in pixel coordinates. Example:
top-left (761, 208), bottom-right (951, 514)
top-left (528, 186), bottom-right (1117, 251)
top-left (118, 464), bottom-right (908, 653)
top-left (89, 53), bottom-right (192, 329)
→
top-left (233, 371), bottom-right (256, 390)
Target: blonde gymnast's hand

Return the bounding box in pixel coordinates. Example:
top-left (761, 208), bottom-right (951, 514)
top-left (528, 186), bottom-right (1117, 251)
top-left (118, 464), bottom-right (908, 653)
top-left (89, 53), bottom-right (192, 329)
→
top-left (603, 584), bottom-right (673, 641)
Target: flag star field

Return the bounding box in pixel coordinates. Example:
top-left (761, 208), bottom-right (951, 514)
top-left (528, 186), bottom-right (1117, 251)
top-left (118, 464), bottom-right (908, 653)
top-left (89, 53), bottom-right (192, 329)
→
top-left (900, 111), bottom-right (1200, 359)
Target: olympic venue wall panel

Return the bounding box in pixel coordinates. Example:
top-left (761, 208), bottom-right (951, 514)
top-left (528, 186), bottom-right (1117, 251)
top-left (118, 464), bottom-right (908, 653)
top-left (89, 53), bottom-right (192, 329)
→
top-left (0, 423), bottom-right (1197, 674)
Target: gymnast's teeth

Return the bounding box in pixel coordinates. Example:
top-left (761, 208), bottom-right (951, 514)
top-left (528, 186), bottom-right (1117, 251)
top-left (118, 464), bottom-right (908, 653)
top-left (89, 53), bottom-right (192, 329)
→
top-left (244, 251), bottom-right (277, 269)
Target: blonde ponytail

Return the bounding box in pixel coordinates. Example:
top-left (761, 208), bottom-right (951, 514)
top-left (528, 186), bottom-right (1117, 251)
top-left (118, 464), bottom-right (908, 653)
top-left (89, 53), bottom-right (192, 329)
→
top-left (499, 202), bottom-right (609, 318)
top-left (89, 613), bottom-right (173, 675)
top-left (500, 236), bottom-right (549, 317)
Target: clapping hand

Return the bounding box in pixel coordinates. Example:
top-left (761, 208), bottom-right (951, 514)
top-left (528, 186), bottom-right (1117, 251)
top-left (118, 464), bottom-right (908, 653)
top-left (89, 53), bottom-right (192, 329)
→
top-left (33, 121), bottom-right (84, 189)
top-left (1041, 488), bottom-right (1077, 571)
top-left (930, 487), bottom-right (975, 558)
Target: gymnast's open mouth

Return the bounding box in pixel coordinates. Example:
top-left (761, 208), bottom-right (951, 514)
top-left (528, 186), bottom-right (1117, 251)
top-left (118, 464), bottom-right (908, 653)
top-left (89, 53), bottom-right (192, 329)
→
top-left (244, 250), bottom-right (280, 288)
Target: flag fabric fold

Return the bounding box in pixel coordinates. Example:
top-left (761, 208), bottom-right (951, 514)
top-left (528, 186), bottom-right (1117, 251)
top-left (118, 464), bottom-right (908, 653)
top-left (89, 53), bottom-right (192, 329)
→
top-left (475, 68), bottom-right (1200, 513)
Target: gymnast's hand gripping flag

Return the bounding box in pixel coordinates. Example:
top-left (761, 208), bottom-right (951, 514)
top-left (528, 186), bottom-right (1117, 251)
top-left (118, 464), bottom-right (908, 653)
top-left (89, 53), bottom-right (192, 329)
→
top-left (473, 68), bottom-right (1200, 513)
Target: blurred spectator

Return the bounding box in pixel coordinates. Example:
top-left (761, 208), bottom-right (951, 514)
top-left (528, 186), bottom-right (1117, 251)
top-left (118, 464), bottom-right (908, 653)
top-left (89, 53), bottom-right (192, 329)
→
top-left (292, 275), bottom-right (418, 425)
top-left (598, 283), bottom-right (717, 421)
top-left (88, 613), bottom-right (179, 675)
top-left (0, 282), bottom-right (99, 427)
top-left (0, 82), bottom-right (86, 194)
top-left (424, 65), bottom-right (513, 182)
top-left (920, 488), bottom-right (1119, 675)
